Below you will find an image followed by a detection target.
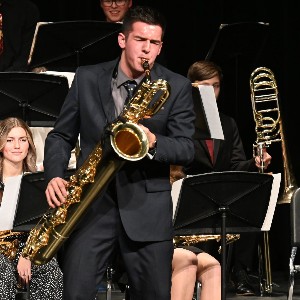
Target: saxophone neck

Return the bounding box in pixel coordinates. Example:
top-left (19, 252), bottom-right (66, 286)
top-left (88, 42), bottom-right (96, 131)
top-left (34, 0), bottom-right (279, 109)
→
top-left (142, 59), bottom-right (151, 83)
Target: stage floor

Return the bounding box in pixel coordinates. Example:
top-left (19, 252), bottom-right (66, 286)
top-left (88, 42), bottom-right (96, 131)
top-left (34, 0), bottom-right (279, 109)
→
top-left (96, 271), bottom-right (300, 300)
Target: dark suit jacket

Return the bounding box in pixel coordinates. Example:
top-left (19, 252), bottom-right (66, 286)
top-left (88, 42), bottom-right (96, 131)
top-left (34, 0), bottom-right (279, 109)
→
top-left (44, 59), bottom-right (195, 242)
top-left (185, 112), bottom-right (256, 175)
top-left (0, 0), bottom-right (39, 71)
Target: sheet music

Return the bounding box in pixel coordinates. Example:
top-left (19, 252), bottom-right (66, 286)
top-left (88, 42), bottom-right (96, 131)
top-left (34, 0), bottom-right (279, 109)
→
top-left (30, 127), bottom-right (77, 170)
top-left (44, 71), bottom-right (75, 88)
top-left (171, 178), bottom-right (184, 219)
top-left (0, 175), bottom-right (22, 230)
top-left (198, 85), bottom-right (224, 140)
top-left (261, 173), bottom-right (281, 231)
top-left (30, 127), bottom-right (53, 168)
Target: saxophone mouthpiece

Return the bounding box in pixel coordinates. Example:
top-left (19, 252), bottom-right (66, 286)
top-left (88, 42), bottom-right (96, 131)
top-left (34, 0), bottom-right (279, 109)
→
top-left (141, 58), bottom-right (149, 69)
top-left (142, 59), bottom-right (150, 78)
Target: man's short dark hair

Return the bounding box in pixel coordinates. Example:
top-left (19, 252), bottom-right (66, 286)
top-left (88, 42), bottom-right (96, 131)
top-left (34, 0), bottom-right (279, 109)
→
top-left (122, 6), bottom-right (166, 39)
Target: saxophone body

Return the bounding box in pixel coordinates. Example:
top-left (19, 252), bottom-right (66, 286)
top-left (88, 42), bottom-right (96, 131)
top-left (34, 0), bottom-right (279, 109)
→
top-left (0, 231), bottom-right (25, 260)
top-left (22, 60), bottom-right (171, 265)
top-left (173, 234), bottom-right (240, 254)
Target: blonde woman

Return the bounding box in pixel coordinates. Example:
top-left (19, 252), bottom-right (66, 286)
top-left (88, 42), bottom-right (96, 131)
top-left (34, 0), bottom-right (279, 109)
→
top-left (0, 117), bottom-right (63, 300)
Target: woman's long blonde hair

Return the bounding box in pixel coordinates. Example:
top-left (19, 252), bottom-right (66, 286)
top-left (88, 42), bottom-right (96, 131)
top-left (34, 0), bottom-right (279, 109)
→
top-left (0, 117), bottom-right (37, 178)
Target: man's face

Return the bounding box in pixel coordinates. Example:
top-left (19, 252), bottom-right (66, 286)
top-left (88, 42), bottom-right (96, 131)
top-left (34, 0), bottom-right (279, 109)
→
top-left (118, 21), bottom-right (163, 78)
top-left (193, 76), bottom-right (221, 99)
top-left (100, 0), bottom-right (132, 23)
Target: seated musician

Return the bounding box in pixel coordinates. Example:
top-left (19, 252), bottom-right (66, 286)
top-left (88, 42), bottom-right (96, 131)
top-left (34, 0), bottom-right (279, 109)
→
top-left (172, 60), bottom-right (272, 297)
top-left (170, 166), bottom-right (221, 300)
top-left (0, 117), bottom-right (63, 300)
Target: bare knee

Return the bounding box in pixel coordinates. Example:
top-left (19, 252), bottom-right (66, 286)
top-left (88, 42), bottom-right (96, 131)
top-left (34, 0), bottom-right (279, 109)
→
top-left (196, 252), bottom-right (221, 277)
top-left (172, 248), bottom-right (198, 272)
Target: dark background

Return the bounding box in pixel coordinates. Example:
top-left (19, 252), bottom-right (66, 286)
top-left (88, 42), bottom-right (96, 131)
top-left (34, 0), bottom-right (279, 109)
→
top-left (31, 0), bottom-right (300, 273)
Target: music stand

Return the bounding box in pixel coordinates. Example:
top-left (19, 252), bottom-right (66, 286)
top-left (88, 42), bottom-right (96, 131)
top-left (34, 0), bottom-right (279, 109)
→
top-left (173, 171), bottom-right (274, 300)
top-left (206, 22), bottom-right (269, 65)
top-left (13, 170), bottom-right (75, 232)
top-left (0, 72), bottom-right (69, 126)
top-left (28, 21), bottom-right (122, 72)
top-left (205, 22), bottom-right (270, 121)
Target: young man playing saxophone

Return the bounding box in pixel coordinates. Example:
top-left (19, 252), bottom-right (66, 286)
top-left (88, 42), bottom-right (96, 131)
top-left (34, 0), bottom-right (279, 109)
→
top-left (42, 6), bottom-right (195, 300)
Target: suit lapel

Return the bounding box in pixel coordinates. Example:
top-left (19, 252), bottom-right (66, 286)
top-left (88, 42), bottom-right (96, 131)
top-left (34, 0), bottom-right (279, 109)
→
top-left (150, 63), bottom-right (164, 81)
top-left (214, 139), bottom-right (220, 162)
top-left (97, 60), bottom-right (118, 124)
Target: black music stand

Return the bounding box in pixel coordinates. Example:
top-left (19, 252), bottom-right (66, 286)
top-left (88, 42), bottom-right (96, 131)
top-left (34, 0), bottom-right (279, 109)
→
top-left (206, 22), bottom-right (269, 65)
top-left (173, 171), bottom-right (274, 300)
top-left (28, 21), bottom-right (122, 72)
top-left (0, 72), bottom-right (69, 126)
top-left (13, 170), bottom-right (75, 232)
top-left (205, 22), bottom-right (270, 122)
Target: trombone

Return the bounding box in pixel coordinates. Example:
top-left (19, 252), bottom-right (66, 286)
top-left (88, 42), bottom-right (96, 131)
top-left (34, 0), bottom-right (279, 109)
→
top-left (250, 67), bottom-right (297, 295)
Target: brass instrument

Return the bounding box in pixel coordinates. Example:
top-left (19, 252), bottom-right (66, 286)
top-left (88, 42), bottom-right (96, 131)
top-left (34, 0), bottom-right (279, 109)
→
top-left (250, 66), bottom-right (298, 295)
top-left (250, 66), bottom-right (298, 203)
top-left (0, 231), bottom-right (24, 260)
top-left (22, 59), bottom-right (171, 265)
top-left (174, 234), bottom-right (240, 253)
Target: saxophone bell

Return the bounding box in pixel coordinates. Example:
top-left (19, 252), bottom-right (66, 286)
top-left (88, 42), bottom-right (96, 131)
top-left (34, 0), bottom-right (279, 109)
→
top-left (110, 122), bottom-right (149, 161)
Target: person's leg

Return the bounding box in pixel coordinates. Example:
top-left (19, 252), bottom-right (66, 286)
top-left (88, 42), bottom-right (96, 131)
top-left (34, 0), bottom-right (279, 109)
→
top-left (0, 254), bottom-right (17, 299)
top-left (120, 229), bottom-right (173, 300)
top-left (196, 252), bottom-right (221, 300)
top-left (62, 190), bottom-right (119, 300)
top-left (171, 248), bottom-right (198, 300)
top-left (231, 233), bottom-right (258, 295)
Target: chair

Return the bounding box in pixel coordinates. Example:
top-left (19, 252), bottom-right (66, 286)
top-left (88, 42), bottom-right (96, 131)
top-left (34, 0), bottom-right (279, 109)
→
top-left (193, 282), bottom-right (201, 300)
top-left (15, 282), bottom-right (30, 300)
top-left (288, 188), bottom-right (300, 300)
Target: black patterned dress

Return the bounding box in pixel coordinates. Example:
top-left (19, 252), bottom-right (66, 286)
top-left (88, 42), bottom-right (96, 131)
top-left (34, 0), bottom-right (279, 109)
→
top-left (0, 230), bottom-right (63, 300)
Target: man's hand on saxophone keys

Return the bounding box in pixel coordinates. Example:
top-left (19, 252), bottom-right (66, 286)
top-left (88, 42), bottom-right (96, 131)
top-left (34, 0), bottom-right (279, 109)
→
top-left (45, 177), bottom-right (68, 208)
top-left (138, 124), bottom-right (157, 149)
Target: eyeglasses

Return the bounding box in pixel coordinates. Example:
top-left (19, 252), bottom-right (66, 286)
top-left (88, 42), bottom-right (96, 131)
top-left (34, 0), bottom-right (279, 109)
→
top-left (101, 0), bottom-right (127, 7)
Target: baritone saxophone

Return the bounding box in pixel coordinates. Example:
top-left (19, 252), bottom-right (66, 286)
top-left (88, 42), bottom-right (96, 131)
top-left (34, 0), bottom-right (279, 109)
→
top-left (22, 59), bottom-right (171, 265)
top-left (173, 234), bottom-right (240, 253)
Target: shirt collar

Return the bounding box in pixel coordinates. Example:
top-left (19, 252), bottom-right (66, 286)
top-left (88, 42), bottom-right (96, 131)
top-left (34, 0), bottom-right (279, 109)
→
top-left (116, 65), bottom-right (144, 87)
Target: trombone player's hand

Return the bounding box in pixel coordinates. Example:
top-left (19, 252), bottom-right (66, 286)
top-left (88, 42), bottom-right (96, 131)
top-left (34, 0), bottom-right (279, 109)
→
top-left (46, 177), bottom-right (68, 208)
top-left (254, 148), bottom-right (272, 169)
